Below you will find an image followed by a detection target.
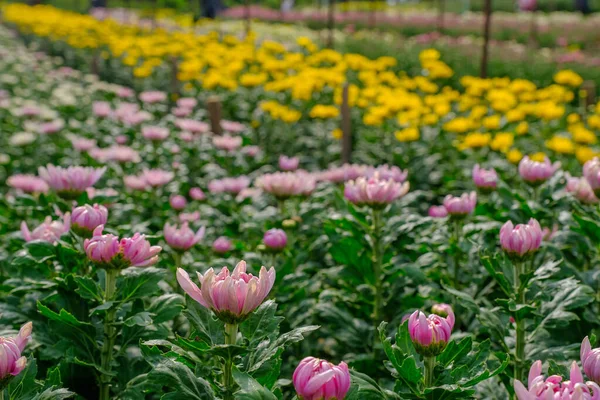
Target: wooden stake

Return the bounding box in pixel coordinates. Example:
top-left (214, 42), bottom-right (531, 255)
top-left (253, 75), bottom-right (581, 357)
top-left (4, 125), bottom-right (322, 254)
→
top-left (480, 0), bottom-right (492, 78)
top-left (327, 0), bottom-right (335, 49)
top-left (341, 83), bottom-right (352, 164)
top-left (582, 81), bottom-right (597, 109)
top-left (207, 97), bottom-right (223, 136)
top-left (245, 0), bottom-right (251, 37)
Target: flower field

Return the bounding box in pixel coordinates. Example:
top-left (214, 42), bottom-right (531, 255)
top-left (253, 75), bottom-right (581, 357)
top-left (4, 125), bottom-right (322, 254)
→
top-left (2, 3), bottom-right (600, 400)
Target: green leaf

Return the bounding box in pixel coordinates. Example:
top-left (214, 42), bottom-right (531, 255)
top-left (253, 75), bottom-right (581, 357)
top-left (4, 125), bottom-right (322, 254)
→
top-left (44, 365), bottom-right (63, 389)
top-left (73, 276), bottom-right (103, 302)
top-left (438, 337), bottom-right (473, 367)
top-left (481, 256), bottom-right (511, 297)
top-left (240, 300), bottom-right (283, 349)
top-left (25, 240), bottom-right (56, 261)
top-left (148, 293), bottom-right (184, 324)
top-left (379, 322), bottom-right (422, 392)
top-left (184, 300), bottom-right (224, 346)
top-left (8, 357), bottom-right (38, 399)
top-left (345, 370), bottom-right (389, 400)
top-left (148, 359), bottom-right (215, 399)
top-left (31, 388), bottom-right (75, 400)
top-left (207, 344), bottom-right (248, 359)
top-left (117, 267), bottom-right (163, 302)
top-left (124, 312), bottom-right (154, 327)
top-left (233, 368), bottom-right (277, 400)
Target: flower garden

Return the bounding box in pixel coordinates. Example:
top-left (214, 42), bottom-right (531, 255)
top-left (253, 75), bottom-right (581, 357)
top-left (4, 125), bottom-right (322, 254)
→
top-left (1, 2), bottom-right (600, 399)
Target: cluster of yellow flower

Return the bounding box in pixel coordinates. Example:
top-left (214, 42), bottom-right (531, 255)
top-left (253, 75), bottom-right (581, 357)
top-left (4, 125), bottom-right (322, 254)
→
top-left (4, 4), bottom-right (599, 165)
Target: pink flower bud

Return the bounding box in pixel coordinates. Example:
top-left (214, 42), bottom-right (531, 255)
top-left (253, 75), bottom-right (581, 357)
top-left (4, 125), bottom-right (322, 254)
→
top-left (38, 164), bottom-right (106, 199)
top-left (431, 303), bottom-right (453, 319)
top-left (514, 360), bottom-right (600, 400)
top-left (518, 156), bottom-right (560, 185)
top-left (344, 174), bottom-right (409, 207)
top-left (142, 169), bottom-right (174, 187)
top-left (177, 97), bottom-right (197, 109)
top-left (212, 236), bottom-right (233, 254)
top-left (115, 135), bottom-right (128, 145)
top-left (428, 205), bottom-right (448, 218)
top-left (175, 119), bottom-right (210, 134)
top-left (0, 322), bottom-right (32, 380)
top-left (139, 90), bottom-right (166, 104)
top-left (566, 175), bottom-right (599, 204)
top-left (367, 164), bottom-right (408, 183)
top-left (583, 157), bottom-right (600, 197)
top-left (93, 101), bottom-right (111, 118)
top-left (120, 233), bottom-right (162, 267)
top-left (499, 218), bottom-right (543, 258)
top-left (142, 125), bottom-right (169, 141)
top-left (84, 225), bottom-right (121, 268)
top-left (176, 260), bottom-right (276, 323)
top-left (84, 226), bottom-right (161, 269)
top-left (472, 164), bottom-right (498, 190)
top-left (242, 145), bottom-right (260, 157)
top-left (169, 195), bottom-right (187, 211)
top-left (263, 229), bottom-right (287, 250)
top-left (279, 155), bottom-right (300, 171)
top-left (221, 120), bottom-right (246, 133)
top-left (72, 204), bottom-right (108, 236)
top-left (292, 357), bottom-right (351, 400)
top-left (213, 134), bottom-right (243, 152)
top-left (21, 214), bottom-right (71, 244)
top-left (408, 307), bottom-right (454, 356)
top-left (7, 174), bottom-right (49, 193)
top-left (443, 192), bottom-right (477, 216)
top-left (257, 171), bottom-right (316, 199)
top-left (208, 177), bottom-right (250, 195)
top-left (581, 336), bottom-right (600, 385)
top-left (189, 187), bottom-right (206, 201)
top-left (164, 222), bottom-right (205, 252)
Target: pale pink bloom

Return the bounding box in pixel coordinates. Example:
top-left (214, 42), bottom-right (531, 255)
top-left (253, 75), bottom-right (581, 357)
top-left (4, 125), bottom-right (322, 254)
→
top-left (69, 135), bottom-right (97, 151)
top-left (89, 146), bottom-right (140, 163)
top-left (171, 145), bottom-right (181, 154)
top-left (367, 164), bottom-right (408, 183)
top-left (431, 303), bottom-right (453, 318)
top-left (213, 134), bottom-right (243, 152)
top-left (581, 336), bottom-right (600, 385)
top-left (213, 236), bottom-right (233, 253)
top-left (317, 164), bottom-right (370, 183)
top-left (256, 171), bottom-right (316, 199)
top-left (428, 205), bottom-right (448, 218)
top-left (472, 164), bottom-right (498, 189)
top-left (121, 111), bottom-right (151, 126)
top-left (139, 91), bottom-right (167, 104)
top-left (189, 187), bottom-right (206, 201)
top-left (18, 106), bottom-right (40, 117)
top-left (221, 120), bottom-right (246, 133)
top-left (236, 188), bottom-right (262, 202)
top-left (175, 119), bottom-right (210, 134)
top-left (519, 156), bottom-right (560, 184)
top-left (208, 176), bottom-right (250, 194)
top-left (179, 211), bottom-right (201, 223)
top-left (38, 165), bottom-right (106, 198)
top-left (142, 169), bottom-right (174, 187)
top-left (39, 120), bottom-right (64, 135)
top-left (115, 135), bottom-right (128, 145)
top-left (164, 222), bottom-right (205, 252)
top-left (241, 145), bottom-right (260, 157)
top-left (0, 322), bottom-right (32, 379)
top-left (7, 174), bottom-right (49, 193)
top-left (172, 107), bottom-right (192, 117)
top-left (21, 213), bottom-right (71, 244)
top-left (443, 192), bottom-right (477, 215)
top-left (84, 225), bottom-right (120, 266)
top-left (86, 188), bottom-right (118, 199)
top-left (123, 175), bottom-right (148, 191)
top-left (408, 307), bottom-right (455, 356)
top-left (293, 357), bottom-right (351, 400)
top-left (179, 131), bottom-right (194, 142)
top-left (169, 195), bottom-right (187, 210)
top-left (92, 101), bottom-right (112, 118)
top-left (279, 155), bottom-right (299, 171)
top-left (514, 360), bottom-right (600, 400)
top-left (499, 218), bottom-right (543, 257)
top-left (72, 204), bottom-right (108, 235)
top-left (176, 260), bottom-right (275, 322)
top-left (344, 174), bottom-right (409, 207)
top-left (583, 158), bottom-right (600, 196)
top-left (116, 87), bottom-right (134, 98)
top-left (177, 98), bottom-right (197, 109)
top-left (142, 125), bottom-right (169, 141)
top-left (542, 224), bottom-right (559, 241)
top-left (120, 232), bottom-right (162, 267)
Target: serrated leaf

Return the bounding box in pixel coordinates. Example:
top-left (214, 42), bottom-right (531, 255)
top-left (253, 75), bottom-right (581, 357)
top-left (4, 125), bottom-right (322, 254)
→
top-left (233, 368), bottom-right (277, 400)
top-left (148, 359), bottom-right (215, 399)
top-left (73, 276), bottom-right (103, 301)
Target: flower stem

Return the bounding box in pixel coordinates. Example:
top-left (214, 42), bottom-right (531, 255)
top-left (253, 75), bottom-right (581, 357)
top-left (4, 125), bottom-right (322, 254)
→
top-left (424, 356), bottom-right (436, 388)
top-left (514, 260), bottom-right (526, 383)
top-left (371, 208), bottom-right (384, 352)
top-left (223, 323), bottom-right (238, 400)
top-left (99, 268), bottom-right (119, 400)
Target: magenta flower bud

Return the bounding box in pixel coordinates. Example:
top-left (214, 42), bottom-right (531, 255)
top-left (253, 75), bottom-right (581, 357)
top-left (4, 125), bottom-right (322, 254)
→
top-left (213, 236), bottom-right (233, 254)
top-left (279, 155), bottom-right (300, 171)
top-left (428, 205), bottom-right (448, 218)
top-left (213, 134), bottom-right (243, 152)
top-left (7, 174), bottom-right (49, 193)
top-left (344, 174), bottom-right (410, 208)
top-left (581, 336), bottom-right (600, 384)
top-left (71, 203), bottom-right (108, 236)
top-left (84, 225), bottom-right (121, 268)
top-left (263, 229), bottom-right (287, 251)
top-left (472, 164), bottom-right (498, 190)
top-left (176, 260), bottom-right (276, 323)
top-left (142, 125), bottom-right (169, 141)
top-left (169, 195), bottom-right (187, 211)
top-left (164, 222), bottom-right (205, 252)
top-left (514, 360), bottom-right (600, 400)
top-left (566, 175), bottom-right (599, 204)
top-left (0, 322), bottom-right (32, 381)
top-left (583, 157), bottom-right (600, 197)
top-left (256, 171), bottom-right (316, 199)
top-left (408, 307), bottom-right (454, 356)
top-left (21, 213), bottom-right (71, 244)
top-left (189, 187), bottom-right (206, 201)
top-left (518, 156), bottom-right (560, 185)
top-left (38, 164), bottom-right (106, 199)
top-left (499, 218), bottom-right (543, 258)
top-left (443, 192), bottom-right (477, 216)
top-left (120, 233), bottom-right (162, 267)
top-left (292, 357), bottom-right (351, 400)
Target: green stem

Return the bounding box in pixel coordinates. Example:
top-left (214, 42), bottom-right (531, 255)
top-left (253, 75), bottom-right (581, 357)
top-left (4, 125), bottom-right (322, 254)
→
top-left (424, 356), bottom-right (436, 388)
top-left (0, 389), bottom-right (4, 400)
top-left (223, 323), bottom-right (238, 400)
top-left (173, 252), bottom-right (182, 271)
top-left (514, 260), bottom-right (526, 383)
top-left (99, 268), bottom-right (119, 400)
top-left (278, 198), bottom-right (286, 217)
top-left (371, 208), bottom-right (384, 352)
